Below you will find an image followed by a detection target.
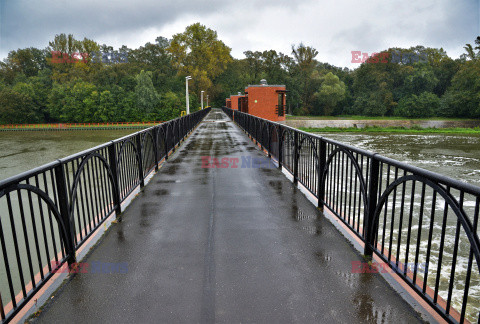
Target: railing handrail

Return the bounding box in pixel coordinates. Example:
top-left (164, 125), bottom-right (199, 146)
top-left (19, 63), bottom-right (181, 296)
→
top-left (227, 108), bottom-right (480, 196)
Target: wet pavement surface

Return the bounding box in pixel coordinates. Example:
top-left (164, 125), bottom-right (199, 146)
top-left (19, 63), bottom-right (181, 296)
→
top-left (33, 110), bottom-right (423, 323)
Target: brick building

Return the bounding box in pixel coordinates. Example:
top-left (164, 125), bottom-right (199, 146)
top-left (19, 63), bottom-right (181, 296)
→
top-left (226, 79), bottom-right (287, 122)
top-left (229, 92), bottom-right (246, 111)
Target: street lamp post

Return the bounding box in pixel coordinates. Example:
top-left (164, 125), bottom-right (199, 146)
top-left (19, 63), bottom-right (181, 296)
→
top-left (201, 91), bottom-right (204, 110)
top-left (185, 76), bottom-right (192, 114)
top-left (206, 95), bottom-right (209, 108)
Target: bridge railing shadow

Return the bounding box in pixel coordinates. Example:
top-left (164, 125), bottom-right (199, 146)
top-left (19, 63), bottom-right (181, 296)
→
top-left (0, 108), bottom-right (211, 323)
top-left (223, 107), bottom-right (480, 324)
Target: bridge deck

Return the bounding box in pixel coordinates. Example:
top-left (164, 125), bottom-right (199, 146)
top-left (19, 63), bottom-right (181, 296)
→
top-left (33, 110), bottom-right (423, 323)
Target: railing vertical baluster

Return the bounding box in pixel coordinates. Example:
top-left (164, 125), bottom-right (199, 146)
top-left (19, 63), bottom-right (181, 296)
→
top-left (318, 138), bottom-right (326, 210)
top-left (54, 163), bottom-right (76, 265)
top-left (364, 154), bottom-right (379, 257)
top-left (108, 142), bottom-right (122, 216)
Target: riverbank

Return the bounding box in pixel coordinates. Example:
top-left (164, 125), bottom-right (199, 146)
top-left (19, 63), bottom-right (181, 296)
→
top-left (0, 121), bottom-right (162, 131)
top-left (286, 118), bottom-right (479, 129)
top-left (286, 115), bottom-right (477, 121)
top-left (299, 126), bottom-right (480, 134)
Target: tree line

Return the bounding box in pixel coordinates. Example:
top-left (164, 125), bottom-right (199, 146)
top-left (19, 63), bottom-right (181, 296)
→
top-left (0, 23), bottom-right (479, 124)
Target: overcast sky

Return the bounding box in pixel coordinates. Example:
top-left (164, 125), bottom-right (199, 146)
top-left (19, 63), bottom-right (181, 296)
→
top-left (0, 0), bottom-right (478, 68)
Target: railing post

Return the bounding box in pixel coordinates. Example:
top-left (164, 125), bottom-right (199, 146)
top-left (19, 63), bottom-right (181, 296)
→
top-left (318, 138), bottom-right (326, 210)
top-left (164, 126), bottom-right (169, 161)
top-left (293, 131), bottom-right (299, 185)
top-left (364, 154), bottom-right (380, 258)
top-left (136, 134), bottom-right (145, 188)
top-left (108, 142), bottom-right (122, 216)
top-left (278, 126), bottom-right (283, 170)
top-left (177, 121), bottom-right (181, 146)
top-left (267, 125), bottom-right (271, 158)
top-left (54, 163), bottom-right (76, 266)
top-left (153, 128), bottom-right (159, 171)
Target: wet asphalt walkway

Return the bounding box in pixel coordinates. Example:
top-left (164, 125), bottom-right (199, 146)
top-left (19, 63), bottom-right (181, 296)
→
top-left (33, 109), bottom-right (423, 323)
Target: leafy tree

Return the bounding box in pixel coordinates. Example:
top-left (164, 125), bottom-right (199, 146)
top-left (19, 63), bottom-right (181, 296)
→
top-left (135, 70), bottom-right (160, 119)
top-left (353, 91), bottom-right (389, 116)
top-left (168, 23), bottom-right (232, 98)
top-left (403, 63), bottom-right (438, 95)
top-left (48, 81), bottom-right (99, 122)
top-left (4, 47), bottom-right (48, 78)
top-left (243, 51), bottom-right (264, 84)
top-left (439, 59), bottom-right (480, 118)
top-left (315, 72), bottom-right (346, 115)
top-left (2, 29), bottom-right (480, 124)
top-left (215, 59), bottom-right (250, 106)
top-left (159, 91), bottom-right (182, 120)
top-left (291, 43), bottom-right (319, 114)
top-left (66, 81), bottom-right (98, 122)
top-left (461, 37), bottom-right (480, 61)
top-left (47, 83), bottom-right (68, 121)
top-left (0, 89), bottom-right (41, 123)
top-left (394, 92), bottom-right (440, 118)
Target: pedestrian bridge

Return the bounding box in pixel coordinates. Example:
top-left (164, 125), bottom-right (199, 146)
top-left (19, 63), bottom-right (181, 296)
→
top-left (0, 108), bottom-right (479, 323)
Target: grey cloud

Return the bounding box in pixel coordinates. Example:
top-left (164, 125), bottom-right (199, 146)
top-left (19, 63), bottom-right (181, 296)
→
top-left (0, 0), bottom-right (477, 67)
top-left (0, 0), bottom-right (230, 56)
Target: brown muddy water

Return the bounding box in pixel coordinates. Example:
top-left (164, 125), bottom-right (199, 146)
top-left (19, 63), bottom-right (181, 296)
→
top-left (0, 130), bottom-right (138, 181)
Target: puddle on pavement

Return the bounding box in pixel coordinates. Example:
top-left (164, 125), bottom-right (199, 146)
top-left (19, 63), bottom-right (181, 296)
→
top-left (154, 189), bottom-right (169, 196)
top-left (163, 164), bottom-right (179, 175)
top-left (352, 292), bottom-right (393, 323)
top-left (315, 250), bottom-right (333, 265)
top-left (268, 180), bottom-right (283, 195)
top-left (260, 168), bottom-right (275, 175)
top-left (155, 179), bottom-right (176, 184)
top-left (293, 209), bottom-right (316, 221)
top-left (302, 225), bottom-right (322, 235)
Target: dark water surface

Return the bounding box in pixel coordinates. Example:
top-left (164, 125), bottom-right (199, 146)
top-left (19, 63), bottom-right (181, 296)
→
top-left (0, 130), bottom-right (137, 181)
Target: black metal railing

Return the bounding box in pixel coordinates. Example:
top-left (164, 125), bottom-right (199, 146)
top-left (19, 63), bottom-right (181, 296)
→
top-left (223, 107), bottom-right (480, 324)
top-left (0, 108), bottom-right (210, 323)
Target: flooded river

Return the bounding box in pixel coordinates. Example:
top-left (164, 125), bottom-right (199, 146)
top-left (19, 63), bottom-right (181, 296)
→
top-left (0, 130), bottom-right (138, 181)
top-left (313, 132), bottom-right (480, 187)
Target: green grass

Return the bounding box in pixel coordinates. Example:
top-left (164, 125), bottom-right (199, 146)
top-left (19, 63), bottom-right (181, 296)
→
top-left (287, 115), bottom-right (478, 121)
top-left (0, 122), bottom-right (160, 131)
top-left (299, 126), bottom-right (480, 134)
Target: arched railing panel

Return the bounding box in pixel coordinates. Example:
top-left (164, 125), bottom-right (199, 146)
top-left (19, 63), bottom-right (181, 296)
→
top-left (141, 131), bottom-right (156, 176)
top-left (116, 139), bottom-right (141, 201)
top-left (372, 175), bottom-right (480, 322)
top-left (322, 146), bottom-right (368, 237)
top-left (68, 152), bottom-right (117, 247)
top-left (0, 184), bottom-right (69, 320)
